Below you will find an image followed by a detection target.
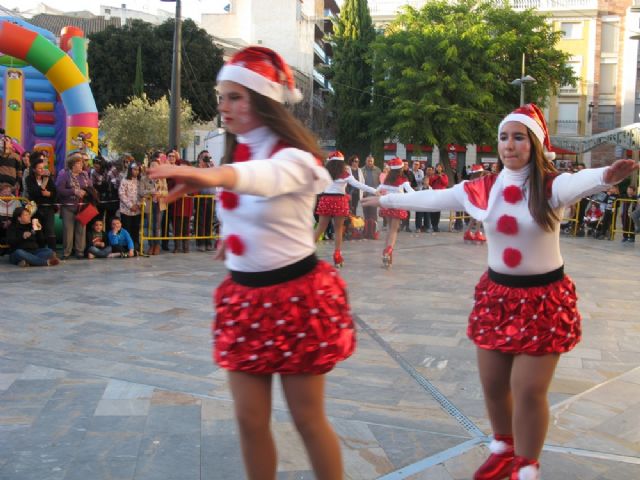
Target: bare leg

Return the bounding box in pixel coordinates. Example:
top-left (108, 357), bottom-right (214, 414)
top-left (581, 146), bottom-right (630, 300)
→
top-left (511, 353), bottom-right (560, 459)
top-left (334, 216), bottom-right (346, 251)
top-left (477, 348), bottom-right (514, 436)
top-left (228, 372), bottom-right (276, 480)
top-left (281, 374), bottom-right (343, 480)
top-left (386, 217), bottom-right (401, 249)
top-left (314, 216), bottom-right (331, 243)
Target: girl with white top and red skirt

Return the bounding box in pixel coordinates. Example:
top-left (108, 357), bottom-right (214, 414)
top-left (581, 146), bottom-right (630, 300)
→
top-left (314, 150), bottom-right (377, 267)
top-left (149, 46), bottom-right (355, 480)
top-left (377, 156), bottom-right (414, 268)
top-left (363, 103), bottom-right (638, 479)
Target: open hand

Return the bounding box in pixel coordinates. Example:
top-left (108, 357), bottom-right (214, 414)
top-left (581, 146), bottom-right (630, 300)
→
top-left (603, 159), bottom-right (639, 185)
top-left (361, 196), bottom-right (382, 208)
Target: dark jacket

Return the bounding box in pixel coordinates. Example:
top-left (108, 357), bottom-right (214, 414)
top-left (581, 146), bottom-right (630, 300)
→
top-left (26, 174), bottom-right (57, 208)
top-left (7, 221), bottom-right (45, 252)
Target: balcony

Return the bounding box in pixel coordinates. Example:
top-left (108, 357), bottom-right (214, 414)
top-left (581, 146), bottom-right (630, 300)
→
top-left (510, 0), bottom-right (598, 11)
top-left (555, 119), bottom-right (581, 135)
top-left (314, 42), bottom-right (328, 65)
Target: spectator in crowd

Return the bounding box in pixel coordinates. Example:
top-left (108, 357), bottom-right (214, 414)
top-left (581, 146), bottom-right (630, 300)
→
top-left (195, 150), bottom-right (215, 252)
top-left (583, 202), bottom-right (603, 237)
top-left (631, 187), bottom-right (640, 234)
top-left (17, 150), bottom-right (31, 197)
top-left (85, 219), bottom-right (111, 258)
top-left (25, 155), bottom-right (57, 250)
top-left (55, 153), bottom-right (93, 259)
top-left (362, 155), bottom-right (381, 239)
top-left (0, 134), bottom-right (20, 193)
top-left (347, 155), bottom-right (365, 215)
top-left (412, 160), bottom-right (426, 232)
top-left (107, 217), bottom-right (135, 258)
top-left (139, 155), bottom-right (168, 255)
top-left (425, 163), bottom-right (449, 233)
top-left (400, 160), bottom-right (416, 232)
top-left (6, 206), bottom-right (59, 266)
top-left (596, 185), bottom-right (619, 240)
top-left (621, 184), bottom-right (637, 243)
top-left (0, 182), bottom-right (21, 250)
top-left (162, 150), bottom-right (179, 251)
top-left (118, 162), bottom-right (143, 254)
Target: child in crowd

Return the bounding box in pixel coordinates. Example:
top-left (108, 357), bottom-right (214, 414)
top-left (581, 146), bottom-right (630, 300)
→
top-left (463, 165), bottom-right (487, 244)
top-left (107, 217), bottom-right (134, 258)
top-left (86, 219), bottom-right (112, 258)
top-left (0, 182), bottom-right (21, 249)
top-left (583, 202), bottom-right (603, 236)
top-left (6, 206), bottom-right (59, 266)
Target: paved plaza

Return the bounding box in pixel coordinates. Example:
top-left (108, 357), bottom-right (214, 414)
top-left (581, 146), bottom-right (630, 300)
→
top-left (0, 228), bottom-right (639, 479)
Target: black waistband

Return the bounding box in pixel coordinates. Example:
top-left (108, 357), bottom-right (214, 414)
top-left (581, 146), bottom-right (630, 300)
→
top-left (230, 254), bottom-right (318, 287)
top-left (488, 265), bottom-right (564, 288)
top-left (319, 192), bottom-right (347, 197)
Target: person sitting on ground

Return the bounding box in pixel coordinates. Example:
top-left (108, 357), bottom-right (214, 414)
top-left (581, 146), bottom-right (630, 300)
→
top-left (6, 206), bottom-right (59, 266)
top-left (0, 182), bottom-right (21, 250)
top-left (107, 217), bottom-right (134, 258)
top-left (85, 219), bottom-right (111, 258)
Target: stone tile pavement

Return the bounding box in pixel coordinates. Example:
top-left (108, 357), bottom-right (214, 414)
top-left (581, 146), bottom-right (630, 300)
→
top-left (0, 229), bottom-right (638, 479)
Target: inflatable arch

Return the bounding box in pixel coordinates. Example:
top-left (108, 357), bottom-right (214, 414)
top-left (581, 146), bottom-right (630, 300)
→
top-left (0, 18), bottom-right (98, 172)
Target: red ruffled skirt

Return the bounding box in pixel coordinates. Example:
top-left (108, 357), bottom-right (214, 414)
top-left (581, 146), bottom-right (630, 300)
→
top-left (315, 194), bottom-right (350, 217)
top-left (213, 261), bottom-right (356, 374)
top-left (467, 272), bottom-right (581, 355)
top-left (379, 208), bottom-right (408, 220)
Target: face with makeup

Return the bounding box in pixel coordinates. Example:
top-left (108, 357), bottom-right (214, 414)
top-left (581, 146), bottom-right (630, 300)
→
top-left (217, 80), bottom-right (262, 135)
top-left (498, 121), bottom-right (532, 171)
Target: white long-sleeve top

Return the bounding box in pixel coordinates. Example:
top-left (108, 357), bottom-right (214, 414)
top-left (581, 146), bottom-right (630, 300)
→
top-left (220, 126), bottom-right (331, 272)
top-left (379, 165), bottom-right (610, 275)
top-left (322, 171), bottom-right (377, 195)
top-left (376, 180), bottom-right (415, 195)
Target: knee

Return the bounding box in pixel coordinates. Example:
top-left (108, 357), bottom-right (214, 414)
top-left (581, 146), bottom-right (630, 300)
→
top-left (512, 381), bottom-right (548, 408)
top-left (290, 410), bottom-right (328, 439)
top-left (235, 408), bottom-right (270, 436)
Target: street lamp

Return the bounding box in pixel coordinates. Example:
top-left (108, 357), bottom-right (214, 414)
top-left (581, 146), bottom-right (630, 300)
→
top-left (161, 0), bottom-right (182, 150)
top-left (510, 53), bottom-right (536, 106)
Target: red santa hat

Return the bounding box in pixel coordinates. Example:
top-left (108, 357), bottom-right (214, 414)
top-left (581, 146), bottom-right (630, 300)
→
top-left (217, 46), bottom-right (303, 104)
top-left (468, 164), bottom-right (485, 175)
top-left (326, 150), bottom-right (345, 162)
top-left (388, 157), bottom-right (404, 169)
top-left (498, 103), bottom-right (556, 161)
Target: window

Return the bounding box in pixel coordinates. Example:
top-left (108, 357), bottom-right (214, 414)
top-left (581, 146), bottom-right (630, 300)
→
top-left (601, 22), bottom-right (618, 54)
top-left (560, 57), bottom-right (581, 94)
top-left (561, 22), bottom-right (583, 39)
top-left (598, 105), bottom-right (616, 130)
top-left (557, 103), bottom-right (579, 135)
top-left (599, 62), bottom-right (617, 95)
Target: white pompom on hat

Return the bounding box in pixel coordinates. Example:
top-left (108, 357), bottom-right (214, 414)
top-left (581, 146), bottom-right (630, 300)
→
top-left (217, 46), bottom-right (303, 104)
top-left (498, 103), bottom-right (556, 161)
top-left (388, 157), bottom-right (404, 169)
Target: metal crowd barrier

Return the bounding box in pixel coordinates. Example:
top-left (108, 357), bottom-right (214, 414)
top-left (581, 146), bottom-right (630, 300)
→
top-left (610, 198), bottom-right (638, 240)
top-left (139, 194), bottom-right (219, 256)
top-left (561, 202), bottom-right (581, 236)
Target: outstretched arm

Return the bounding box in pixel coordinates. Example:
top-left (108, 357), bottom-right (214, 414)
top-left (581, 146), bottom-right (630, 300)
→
top-left (148, 165), bottom-right (238, 204)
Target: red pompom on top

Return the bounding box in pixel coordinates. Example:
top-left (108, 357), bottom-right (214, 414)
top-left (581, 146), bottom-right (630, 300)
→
top-left (233, 143), bottom-right (251, 163)
top-left (220, 191), bottom-right (239, 210)
top-left (226, 234), bottom-right (245, 256)
top-left (496, 215), bottom-right (519, 235)
top-left (503, 185), bottom-right (523, 204)
top-left (503, 248), bottom-right (522, 268)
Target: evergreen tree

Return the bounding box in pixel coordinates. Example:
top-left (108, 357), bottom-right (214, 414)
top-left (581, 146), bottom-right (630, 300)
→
top-left (329, 0), bottom-right (376, 161)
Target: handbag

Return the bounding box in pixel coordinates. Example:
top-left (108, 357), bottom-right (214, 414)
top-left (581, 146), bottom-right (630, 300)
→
top-left (76, 202), bottom-right (99, 226)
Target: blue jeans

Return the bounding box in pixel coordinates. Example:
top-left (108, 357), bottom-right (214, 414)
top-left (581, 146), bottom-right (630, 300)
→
top-left (10, 248), bottom-right (55, 266)
top-left (87, 245), bottom-right (112, 258)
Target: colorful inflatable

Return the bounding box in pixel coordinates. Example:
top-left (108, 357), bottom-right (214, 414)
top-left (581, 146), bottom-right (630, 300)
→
top-left (0, 17), bottom-right (98, 172)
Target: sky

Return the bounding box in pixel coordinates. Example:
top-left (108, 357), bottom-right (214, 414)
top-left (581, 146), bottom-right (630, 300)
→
top-left (0, 0), bottom-right (234, 22)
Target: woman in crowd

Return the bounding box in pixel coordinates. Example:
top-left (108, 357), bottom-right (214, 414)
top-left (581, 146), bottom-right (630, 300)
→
top-left (314, 150), bottom-right (376, 268)
top-left (363, 103), bottom-right (637, 479)
top-left (139, 154), bottom-right (168, 255)
top-left (55, 152), bottom-right (93, 259)
top-left (195, 150), bottom-right (216, 252)
top-left (118, 162), bottom-right (142, 254)
top-left (377, 156), bottom-right (414, 268)
top-left (25, 154), bottom-right (57, 250)
top-left (149, 46), bottom-right (355, 480)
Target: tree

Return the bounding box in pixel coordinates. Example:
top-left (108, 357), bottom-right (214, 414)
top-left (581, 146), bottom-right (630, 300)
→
top-left (370, 0), bottom-right (575, 178)
top-left (133, 44), bottom-right (144, 97)
top-left (100, 95), bottom-right (194, 159)
top-left (328, 0), bottom-right (376, 161)
top-left (88, 19), bottom-right (223, 122)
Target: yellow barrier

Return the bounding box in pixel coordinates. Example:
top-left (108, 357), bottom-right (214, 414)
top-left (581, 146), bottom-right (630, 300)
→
top-left (139, 194), bottom-right (219, 256)
top-left (448, 210), bottom-right (470, 232)
top-left (561, 202), bottom-right (581, 236)
top-left (610, 198), bottom-right (638, 241)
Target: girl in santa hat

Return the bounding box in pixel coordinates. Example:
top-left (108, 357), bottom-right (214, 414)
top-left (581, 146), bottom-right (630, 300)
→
top-left (314, 150), bottom-right (377, 267)
top-left (363, 103), bottom-right (638, 479)
top-left (463, 164), bottom-right (488, 244)
top-left (377, 157), bottom-right (415, 268)
top-left (149, 46), bottom-right (355, 480)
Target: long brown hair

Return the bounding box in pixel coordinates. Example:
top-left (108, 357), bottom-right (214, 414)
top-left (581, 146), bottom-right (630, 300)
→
top-left (325, 159), bottom-right (346, 180)
top-left (384, 168), bottom-right (404, 185)
top-left (222, 89), bottom-right (324, 164)
top-left (497, 129), bottom-right (559, 232)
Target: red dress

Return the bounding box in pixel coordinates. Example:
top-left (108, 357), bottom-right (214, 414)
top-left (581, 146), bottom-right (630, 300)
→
top-left (379, 177), bottom-right (410, 220)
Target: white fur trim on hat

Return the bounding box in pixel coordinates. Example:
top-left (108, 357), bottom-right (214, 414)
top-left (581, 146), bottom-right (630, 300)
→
top-left (217, 64), bottom-right (302, 104)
